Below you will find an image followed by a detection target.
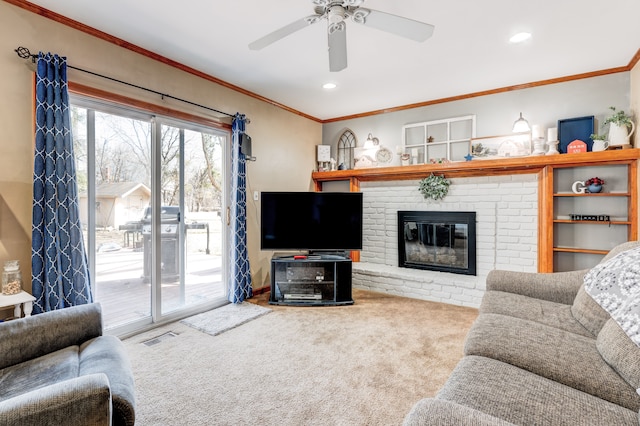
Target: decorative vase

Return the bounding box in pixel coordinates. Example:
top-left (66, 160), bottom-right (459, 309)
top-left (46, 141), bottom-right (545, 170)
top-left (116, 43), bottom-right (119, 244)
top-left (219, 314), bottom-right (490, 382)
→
top-left (588, 184), bottom-right (602, 193)
top-left (608, 122), bottom-right (636, 147)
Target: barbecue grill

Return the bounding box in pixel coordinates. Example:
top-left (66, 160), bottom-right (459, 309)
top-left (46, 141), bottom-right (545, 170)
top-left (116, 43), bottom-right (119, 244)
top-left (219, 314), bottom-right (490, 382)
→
top-left (141, 206), bottom-right (180, 281)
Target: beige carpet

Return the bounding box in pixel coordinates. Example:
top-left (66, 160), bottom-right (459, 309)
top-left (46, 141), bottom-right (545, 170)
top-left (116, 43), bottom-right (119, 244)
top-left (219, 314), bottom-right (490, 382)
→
top-left (123, 289), bottom-right (478, 425)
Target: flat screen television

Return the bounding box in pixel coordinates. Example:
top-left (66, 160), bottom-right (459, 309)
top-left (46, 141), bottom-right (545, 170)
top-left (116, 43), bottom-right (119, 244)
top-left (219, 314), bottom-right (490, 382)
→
top-left (260, 192), bottom-right (363, 251)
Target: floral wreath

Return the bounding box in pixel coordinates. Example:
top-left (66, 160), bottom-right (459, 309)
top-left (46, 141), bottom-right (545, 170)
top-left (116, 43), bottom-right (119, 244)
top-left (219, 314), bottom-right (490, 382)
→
top-left (418, 174), bottom-right (451, 201)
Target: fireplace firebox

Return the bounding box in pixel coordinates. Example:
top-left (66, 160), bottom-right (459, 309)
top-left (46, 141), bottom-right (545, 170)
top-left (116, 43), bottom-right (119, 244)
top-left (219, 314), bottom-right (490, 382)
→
top-left (398, 211), bottom-right (476, 275)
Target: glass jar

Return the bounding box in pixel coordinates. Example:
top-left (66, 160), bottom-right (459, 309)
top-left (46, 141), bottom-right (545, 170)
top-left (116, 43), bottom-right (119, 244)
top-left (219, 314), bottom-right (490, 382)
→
top-left (2, 260), bottom-right (23, 295)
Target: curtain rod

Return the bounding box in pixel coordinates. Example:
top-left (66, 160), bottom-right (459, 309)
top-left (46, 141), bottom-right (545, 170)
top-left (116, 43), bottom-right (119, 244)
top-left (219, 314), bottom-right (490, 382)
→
top-left (14, 46), bottom-right (247, 122)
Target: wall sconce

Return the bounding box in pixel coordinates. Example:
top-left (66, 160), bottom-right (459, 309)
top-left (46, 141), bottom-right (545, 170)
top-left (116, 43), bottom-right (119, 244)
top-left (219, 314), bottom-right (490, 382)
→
top-left (512, 112), bottom-right (531, 133)
top-left (364, 133), bottom-right (379, 148)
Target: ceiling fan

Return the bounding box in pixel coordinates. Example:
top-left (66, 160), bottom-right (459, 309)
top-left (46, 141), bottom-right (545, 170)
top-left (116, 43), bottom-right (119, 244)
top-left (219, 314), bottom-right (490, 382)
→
top-left (248, 0), bottom-right (435, 72)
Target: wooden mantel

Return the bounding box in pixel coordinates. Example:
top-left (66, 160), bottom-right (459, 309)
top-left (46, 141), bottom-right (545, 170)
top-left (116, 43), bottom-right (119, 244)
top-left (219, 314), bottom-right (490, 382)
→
top-left (313, 149), bottom-right (640, 191)
top-left (314, 148), bottom-right (640, 271)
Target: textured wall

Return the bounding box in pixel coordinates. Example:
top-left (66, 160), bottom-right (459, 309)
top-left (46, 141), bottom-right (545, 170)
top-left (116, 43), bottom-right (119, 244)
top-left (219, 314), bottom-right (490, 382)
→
top-left (353, 174), bottom-right (538, 308)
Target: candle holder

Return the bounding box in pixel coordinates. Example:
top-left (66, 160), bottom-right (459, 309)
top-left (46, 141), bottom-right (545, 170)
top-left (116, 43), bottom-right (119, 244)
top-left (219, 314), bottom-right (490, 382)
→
top-left (532, 138), bottom-right (547, 155)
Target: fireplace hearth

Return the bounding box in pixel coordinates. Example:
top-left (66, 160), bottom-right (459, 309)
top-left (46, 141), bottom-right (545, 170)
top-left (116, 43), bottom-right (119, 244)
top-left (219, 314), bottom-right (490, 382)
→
top-left (398, 211), bottom-right (476, 275)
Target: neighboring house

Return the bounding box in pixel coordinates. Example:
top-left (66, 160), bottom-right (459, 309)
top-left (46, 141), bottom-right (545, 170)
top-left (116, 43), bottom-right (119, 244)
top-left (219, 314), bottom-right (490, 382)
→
top-left (79, 182), bottom-right (151, 229)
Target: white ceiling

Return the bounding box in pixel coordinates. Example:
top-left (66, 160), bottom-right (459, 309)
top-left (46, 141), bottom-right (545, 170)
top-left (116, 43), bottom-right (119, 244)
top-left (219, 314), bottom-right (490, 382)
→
top-left (25, 0), bottom-right (640, 121)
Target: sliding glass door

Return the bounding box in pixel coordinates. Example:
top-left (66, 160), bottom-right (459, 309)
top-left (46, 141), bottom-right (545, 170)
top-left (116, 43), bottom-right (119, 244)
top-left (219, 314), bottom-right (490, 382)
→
top-left (72, 97), bottom-right (228, 334)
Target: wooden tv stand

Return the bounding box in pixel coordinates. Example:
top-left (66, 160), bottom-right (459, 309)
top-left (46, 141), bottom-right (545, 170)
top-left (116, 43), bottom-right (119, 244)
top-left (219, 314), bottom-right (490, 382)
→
top-left (269, 254), bottom-right (353, 306)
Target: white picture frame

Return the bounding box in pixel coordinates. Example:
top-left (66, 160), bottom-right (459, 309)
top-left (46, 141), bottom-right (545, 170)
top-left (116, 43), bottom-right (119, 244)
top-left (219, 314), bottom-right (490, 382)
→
top-left (470, 132), bottom-right (532, 159)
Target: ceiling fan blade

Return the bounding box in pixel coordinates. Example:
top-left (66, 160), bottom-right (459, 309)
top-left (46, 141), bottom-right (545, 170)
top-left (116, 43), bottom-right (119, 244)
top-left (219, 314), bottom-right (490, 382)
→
top-left (352, 9), bottom-right (434, 42)
top-left (249, 15), bottom-right (322, 50)
top-left (328, 22), bottom-right (347, 72)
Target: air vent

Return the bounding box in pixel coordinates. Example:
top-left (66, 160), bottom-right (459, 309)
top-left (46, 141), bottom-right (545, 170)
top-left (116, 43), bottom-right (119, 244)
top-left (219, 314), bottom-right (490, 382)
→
top-left (142, 331), bottom-right (178, 347)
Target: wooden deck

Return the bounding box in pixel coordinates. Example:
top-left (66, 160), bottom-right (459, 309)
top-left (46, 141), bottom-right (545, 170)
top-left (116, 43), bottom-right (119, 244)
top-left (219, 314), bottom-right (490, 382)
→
top-left (93, 248), bottom-right (226, 329)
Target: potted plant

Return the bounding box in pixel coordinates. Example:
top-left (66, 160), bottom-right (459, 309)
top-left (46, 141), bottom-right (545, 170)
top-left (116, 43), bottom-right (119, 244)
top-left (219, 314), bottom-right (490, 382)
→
top-left (602, 107), bottom-right (635, 147)
top-left (590, 133), bottom-right (609, 151)
top-left (584, 176), bottom-right (605, 193)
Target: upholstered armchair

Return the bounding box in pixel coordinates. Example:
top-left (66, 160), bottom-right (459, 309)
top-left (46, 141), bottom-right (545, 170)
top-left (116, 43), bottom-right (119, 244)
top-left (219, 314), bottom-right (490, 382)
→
top-left (0, 303), bottom-right (135, 426)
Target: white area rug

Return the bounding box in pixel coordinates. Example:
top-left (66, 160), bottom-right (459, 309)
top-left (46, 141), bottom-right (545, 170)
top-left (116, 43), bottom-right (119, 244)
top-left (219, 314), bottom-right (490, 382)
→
top-left (180, 302), bottom-right (271, 336)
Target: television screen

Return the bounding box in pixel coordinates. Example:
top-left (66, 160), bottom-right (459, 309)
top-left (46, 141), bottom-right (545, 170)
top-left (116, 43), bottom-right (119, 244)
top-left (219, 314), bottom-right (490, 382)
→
top-left (260, 192), bottom-right (363, 251)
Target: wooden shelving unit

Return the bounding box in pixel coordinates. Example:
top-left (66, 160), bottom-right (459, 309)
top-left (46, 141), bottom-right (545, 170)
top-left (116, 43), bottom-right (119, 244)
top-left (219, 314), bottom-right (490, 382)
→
top-left (312, 149), bottom-right (640, 273)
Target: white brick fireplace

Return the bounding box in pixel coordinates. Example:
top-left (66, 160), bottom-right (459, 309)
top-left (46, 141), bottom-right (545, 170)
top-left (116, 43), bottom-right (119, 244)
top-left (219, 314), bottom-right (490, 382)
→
top-left (352, 174), bottom-right (539, 308)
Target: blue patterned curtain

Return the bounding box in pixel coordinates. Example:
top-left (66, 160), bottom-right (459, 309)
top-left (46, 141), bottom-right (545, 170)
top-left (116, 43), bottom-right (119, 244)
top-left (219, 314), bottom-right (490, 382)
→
top-left (228, 113), bottom-right (252, 303)
top-left (31, 52), bottom-right (92, 314)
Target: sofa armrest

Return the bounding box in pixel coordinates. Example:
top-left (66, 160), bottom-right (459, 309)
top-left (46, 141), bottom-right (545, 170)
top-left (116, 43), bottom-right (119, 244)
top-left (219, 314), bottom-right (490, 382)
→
top-left (80, 335), bottom-right (136, 426)
top-left (0, 374), bottom-right (112, 426)
top-left (403, 398), bottom-right (517, 425)
top-left (0, 303), bottom-right (103, 369)
top-left (485, 269), bottom-right (588, 305)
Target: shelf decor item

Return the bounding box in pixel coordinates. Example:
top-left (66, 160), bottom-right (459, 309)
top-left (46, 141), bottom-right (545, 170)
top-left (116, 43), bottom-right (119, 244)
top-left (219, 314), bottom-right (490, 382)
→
top-left (585, 177), bottom-right (605, 193)
top-left (603, 107), bottom-right (636, 148)
top-left (558, 116), bottom-right (594, 153)
top-left (418, 173), bottom-right (451, 201)
top-left (470, 132), bottom-right (532, 159)
top-left (546, 140), bottom-right (560, 155)
top-left (2, 260), bottom-right (23, 295)
top-left (590, 133), bottom-right (609, 152)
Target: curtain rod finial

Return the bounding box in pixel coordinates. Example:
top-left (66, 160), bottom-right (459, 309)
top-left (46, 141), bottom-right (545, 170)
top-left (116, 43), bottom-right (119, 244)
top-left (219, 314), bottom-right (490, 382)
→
top-left (15, 46), bottom-right (36, 62)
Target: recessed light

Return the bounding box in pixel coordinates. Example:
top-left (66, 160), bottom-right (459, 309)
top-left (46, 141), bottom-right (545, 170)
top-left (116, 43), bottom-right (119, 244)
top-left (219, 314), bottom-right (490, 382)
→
top-left (323, 82), bottom-right (337, 90)
top-left (509, 32), bottom-right (531, 43)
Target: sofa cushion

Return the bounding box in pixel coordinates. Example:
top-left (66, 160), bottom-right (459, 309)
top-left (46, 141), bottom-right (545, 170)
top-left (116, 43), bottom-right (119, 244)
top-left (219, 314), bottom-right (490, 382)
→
top-left (0, 346), bottom-right (79, 402)
top-left (464, 313), bottom-right (640, 410)
top-left (571, 286), bottom-right (611, 336)
top-left (480, 291), bottom-right (592, 337)
top-left (597, 319), bottom-right (640, 394)
top-left (437, 355), bottom-right (638, 426)
top-left (584, 245), bottom-right (640, 346)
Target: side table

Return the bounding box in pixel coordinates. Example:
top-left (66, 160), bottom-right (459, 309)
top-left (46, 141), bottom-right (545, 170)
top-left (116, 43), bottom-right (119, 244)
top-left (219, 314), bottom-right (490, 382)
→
top-left (0, 291), bottom-right (36, 318)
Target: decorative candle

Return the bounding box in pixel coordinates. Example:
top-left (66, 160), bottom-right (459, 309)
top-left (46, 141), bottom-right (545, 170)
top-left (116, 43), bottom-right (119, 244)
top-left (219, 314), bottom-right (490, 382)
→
top-left (411, 148), bottom-right (419, 157)
top-left (532, 125), bottom-right (543, 139)
top-left (548, 127), bottom-right (558, 142)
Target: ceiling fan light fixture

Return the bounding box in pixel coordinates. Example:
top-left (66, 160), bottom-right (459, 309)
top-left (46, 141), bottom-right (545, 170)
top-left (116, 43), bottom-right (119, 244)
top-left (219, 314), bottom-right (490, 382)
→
top-left (323, 82), bottom-right (337, 89)
top-left (249, 1), bottom-right (435, 71)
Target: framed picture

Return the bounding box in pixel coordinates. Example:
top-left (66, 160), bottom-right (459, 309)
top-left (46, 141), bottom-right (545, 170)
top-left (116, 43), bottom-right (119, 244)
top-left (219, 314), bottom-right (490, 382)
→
top-left (470, 132), bottom-right (531, 159)
top-left (353, 146), bottom-right (379, 168)
top-left (558, 116), bottom-right (594, 153)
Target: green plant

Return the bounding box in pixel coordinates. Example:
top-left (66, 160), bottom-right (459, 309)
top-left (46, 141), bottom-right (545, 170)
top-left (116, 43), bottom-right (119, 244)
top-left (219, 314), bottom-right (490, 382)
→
top-left (590, 133), bottom-right (606, 140)
top-left (603, 106), bottom-right (633, 127)
top-left (418, 174), bottom-right (450, 201)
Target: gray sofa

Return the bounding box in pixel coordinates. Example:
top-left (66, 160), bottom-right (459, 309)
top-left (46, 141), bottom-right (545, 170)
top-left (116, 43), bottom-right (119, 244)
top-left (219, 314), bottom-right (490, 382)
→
top-left (404, 241), bottom-right (640, 425)
top-left (0, 303), bottom-right (135, 426)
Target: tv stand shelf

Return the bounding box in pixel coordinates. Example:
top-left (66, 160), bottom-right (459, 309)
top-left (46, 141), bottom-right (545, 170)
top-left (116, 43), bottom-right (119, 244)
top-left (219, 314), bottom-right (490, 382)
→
top-left (269, 255), bottom-right (353, 306)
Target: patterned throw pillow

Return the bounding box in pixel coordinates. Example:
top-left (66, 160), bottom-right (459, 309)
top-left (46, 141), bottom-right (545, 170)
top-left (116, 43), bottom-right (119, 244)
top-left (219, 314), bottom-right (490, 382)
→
top-left (583, 246), bottom-right (640, 348)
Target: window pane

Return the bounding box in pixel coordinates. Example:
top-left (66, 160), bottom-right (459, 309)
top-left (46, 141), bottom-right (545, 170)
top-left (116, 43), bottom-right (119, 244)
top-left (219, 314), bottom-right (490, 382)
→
top-left (93, 111), bottom-right (152, 328)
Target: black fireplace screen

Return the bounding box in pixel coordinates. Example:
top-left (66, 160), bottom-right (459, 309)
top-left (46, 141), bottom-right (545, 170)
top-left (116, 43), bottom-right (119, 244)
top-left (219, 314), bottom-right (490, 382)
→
top-left (398, 211), bottom-right (476, 275)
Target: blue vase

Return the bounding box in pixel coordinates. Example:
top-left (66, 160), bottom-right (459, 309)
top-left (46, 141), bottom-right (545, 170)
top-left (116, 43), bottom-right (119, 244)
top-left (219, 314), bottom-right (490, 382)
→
top-left (588, 184), bottom-right (602, 193)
